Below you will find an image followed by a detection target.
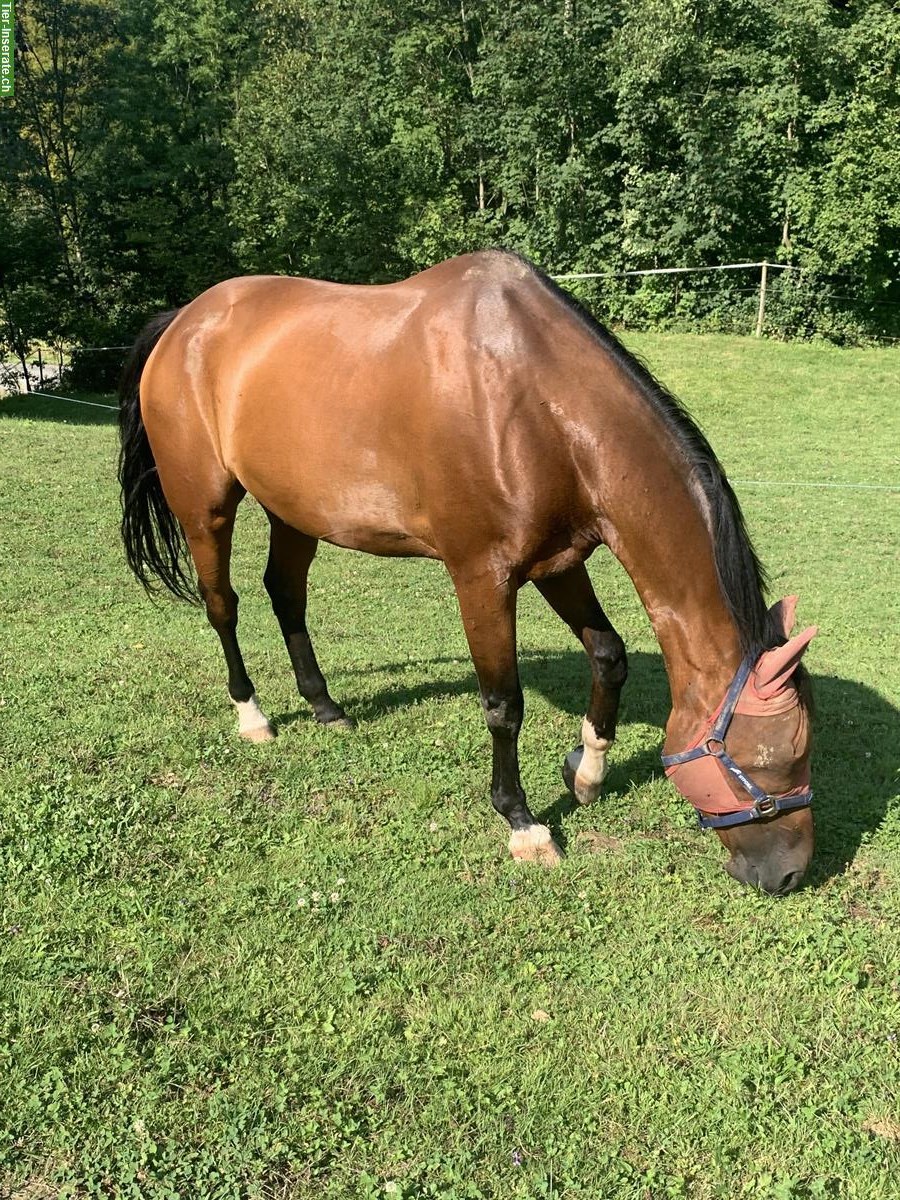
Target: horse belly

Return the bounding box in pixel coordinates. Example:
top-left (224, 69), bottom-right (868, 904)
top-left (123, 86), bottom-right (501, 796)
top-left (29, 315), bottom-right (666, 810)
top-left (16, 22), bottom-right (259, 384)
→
top-left (232, 435), bottom-right (440, 559)
top-left (310, 475), bottom-right (441, 558)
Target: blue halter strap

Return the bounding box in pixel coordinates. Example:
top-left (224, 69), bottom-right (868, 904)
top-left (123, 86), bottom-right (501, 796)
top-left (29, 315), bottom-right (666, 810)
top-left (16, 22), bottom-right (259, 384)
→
top-left (661, 654), bottom-right (814, 830)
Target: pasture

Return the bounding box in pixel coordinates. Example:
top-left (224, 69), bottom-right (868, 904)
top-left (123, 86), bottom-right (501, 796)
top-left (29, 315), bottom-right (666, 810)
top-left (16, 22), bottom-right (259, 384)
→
top-left (1, 333), bottom-right (898, 1198)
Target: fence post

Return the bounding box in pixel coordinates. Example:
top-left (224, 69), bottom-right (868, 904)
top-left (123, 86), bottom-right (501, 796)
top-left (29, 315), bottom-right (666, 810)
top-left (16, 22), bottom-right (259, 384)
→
top-left (37, 347), bottom-right (44, 387)
top-left (755, 260), bottom-right (769, 337)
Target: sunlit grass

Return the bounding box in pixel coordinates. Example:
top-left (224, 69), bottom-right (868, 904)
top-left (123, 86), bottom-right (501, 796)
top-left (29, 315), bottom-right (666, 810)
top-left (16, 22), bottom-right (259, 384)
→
top-left (1, 335), bottom-right (898, 1198)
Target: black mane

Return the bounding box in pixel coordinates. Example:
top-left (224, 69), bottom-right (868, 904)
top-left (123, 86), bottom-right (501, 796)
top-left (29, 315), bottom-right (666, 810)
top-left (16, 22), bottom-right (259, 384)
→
top-left (511, 252), bottom-right (778, 658)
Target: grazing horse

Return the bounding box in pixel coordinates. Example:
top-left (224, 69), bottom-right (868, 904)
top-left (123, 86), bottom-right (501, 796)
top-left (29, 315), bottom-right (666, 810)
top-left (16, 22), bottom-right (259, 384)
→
top-left (118, 251), bottom-right (816, 894)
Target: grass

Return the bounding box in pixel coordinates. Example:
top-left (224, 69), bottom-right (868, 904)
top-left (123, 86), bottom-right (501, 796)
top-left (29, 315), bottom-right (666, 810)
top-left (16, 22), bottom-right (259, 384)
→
top-left (0, 334), bottom-right (898, 1199)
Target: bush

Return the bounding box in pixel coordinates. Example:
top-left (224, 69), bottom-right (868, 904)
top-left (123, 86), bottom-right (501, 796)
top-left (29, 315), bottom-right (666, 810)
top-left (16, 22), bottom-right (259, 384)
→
top-left (560, 268), bottom-right (900, 345)
top-left (63, 346), bottom-right (127, 393)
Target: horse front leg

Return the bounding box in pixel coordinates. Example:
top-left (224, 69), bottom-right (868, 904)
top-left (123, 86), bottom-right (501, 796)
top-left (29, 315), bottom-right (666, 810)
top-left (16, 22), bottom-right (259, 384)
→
top-left (535, 563), bottom-right (627, 805)
top-left (452, 570), bottom-right (563, 866)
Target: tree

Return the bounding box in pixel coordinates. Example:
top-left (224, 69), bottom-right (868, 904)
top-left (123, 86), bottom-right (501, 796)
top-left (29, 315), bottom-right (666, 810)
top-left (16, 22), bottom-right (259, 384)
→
top-left (6, 0), bottom-right (114, 346)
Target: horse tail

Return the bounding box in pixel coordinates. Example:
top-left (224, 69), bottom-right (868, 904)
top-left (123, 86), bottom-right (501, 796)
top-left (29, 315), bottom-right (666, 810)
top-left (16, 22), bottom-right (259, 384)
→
top-left (117, 309), bottom-right (199, 603)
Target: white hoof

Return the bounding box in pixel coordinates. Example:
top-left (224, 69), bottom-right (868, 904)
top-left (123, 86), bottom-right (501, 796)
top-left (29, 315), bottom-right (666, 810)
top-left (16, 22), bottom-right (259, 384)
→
top-left (575, 717), bottom-right (610, 805)
top-left (232, 693), bottom-right (275, 743)
top-left (509, 824), bottom-right (564, 866)
top-left (241, 724), bottom-right (276, 744)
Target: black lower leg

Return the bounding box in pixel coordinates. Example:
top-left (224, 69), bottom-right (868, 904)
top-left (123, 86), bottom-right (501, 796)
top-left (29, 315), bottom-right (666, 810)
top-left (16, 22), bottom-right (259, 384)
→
top-left (454, 570), bottom-right (553, 851)
top-left (536, 566), bottom-right (627, 740)
top-left (584, 627), bottom-right (628, 741)
top-left (278, 618), bottom-right (348, 724)
top-left (202, 585), bottom-right (254, 704)
top-left (263, 524), bottom-right (348, 725)
top-left (219, 619), bottom-right (255, 703)
top-left (483, 685), bottom-right (536, 833)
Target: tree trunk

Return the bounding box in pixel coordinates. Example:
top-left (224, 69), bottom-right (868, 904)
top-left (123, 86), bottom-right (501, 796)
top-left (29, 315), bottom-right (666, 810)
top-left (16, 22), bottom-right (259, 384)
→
top-left (782, 119), bottom-right (795, 251)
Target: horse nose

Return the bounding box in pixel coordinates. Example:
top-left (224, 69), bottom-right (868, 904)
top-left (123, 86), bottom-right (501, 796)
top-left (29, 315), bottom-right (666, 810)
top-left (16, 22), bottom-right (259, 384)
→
top-left (725, 859), bottom-right (805, 896)
top-left (769, 868), bottom-right (805, 895)
top-left (754, 864), bottom-right (806, 896)
top-left (724, 857), bottom-right (757, 889)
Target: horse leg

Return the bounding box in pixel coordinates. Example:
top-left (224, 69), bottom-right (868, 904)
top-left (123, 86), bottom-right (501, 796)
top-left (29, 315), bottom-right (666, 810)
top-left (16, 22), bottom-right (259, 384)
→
top-left (182, 488), bottom-right (275, 744)
top-left (453, 571), bottom-right (563, 866)
top-left (535, 563), bottom-right (627, 805)
top-left (263, 515), bottom-right (351, 727)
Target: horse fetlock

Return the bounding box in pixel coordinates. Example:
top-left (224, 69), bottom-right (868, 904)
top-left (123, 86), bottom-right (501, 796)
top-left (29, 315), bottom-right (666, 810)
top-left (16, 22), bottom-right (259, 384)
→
top-left (509, 824), bottom-right (564, 866)
top-left (562, 722), bottom-right (611, 805)
top-left (232, 693), bottom-right (276, 742)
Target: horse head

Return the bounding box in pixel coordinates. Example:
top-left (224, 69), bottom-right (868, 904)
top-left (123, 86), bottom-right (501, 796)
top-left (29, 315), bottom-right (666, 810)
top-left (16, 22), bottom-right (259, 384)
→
top-left (663, 597), bottom-right (816, 895)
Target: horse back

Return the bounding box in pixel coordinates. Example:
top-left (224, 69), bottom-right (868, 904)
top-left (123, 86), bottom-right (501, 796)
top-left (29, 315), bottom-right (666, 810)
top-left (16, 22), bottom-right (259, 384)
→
top-left (141, 254), bottom-right (600, 576)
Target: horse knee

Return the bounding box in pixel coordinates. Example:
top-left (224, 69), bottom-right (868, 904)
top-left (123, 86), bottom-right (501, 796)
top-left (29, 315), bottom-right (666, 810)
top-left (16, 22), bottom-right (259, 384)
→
top-left (482, 688), bottom-right (523, 738)
top-left (590, 630), bottom-right (627, 689)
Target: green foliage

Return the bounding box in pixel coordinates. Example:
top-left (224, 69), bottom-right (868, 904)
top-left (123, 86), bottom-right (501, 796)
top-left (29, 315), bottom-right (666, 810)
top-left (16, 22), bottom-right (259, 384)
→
top-left (2, 0), bottom-right (900, 348)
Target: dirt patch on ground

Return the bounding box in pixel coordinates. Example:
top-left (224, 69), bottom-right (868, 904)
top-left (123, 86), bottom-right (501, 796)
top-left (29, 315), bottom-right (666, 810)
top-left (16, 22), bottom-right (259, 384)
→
top-left (862, 1115), bottom-right (900, 1142)
top-left (576, 830), bottom-right (624, 853)
top-left (2, 1179), bottom-right (62, 1200)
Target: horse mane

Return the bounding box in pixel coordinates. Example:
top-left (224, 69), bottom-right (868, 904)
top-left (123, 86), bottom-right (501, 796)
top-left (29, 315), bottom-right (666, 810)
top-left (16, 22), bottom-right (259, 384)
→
top-left (505, 251), bottom-right (778, 658)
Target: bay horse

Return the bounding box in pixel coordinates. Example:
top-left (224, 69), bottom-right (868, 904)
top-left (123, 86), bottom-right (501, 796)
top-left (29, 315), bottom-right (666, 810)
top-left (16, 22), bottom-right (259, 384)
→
top-left (118, 251), bottom-right (816, 895)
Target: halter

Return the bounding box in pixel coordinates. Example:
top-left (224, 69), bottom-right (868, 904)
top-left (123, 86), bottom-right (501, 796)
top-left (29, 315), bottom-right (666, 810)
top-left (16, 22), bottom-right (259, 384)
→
top-left (661, 654), bottom-right (813, 830)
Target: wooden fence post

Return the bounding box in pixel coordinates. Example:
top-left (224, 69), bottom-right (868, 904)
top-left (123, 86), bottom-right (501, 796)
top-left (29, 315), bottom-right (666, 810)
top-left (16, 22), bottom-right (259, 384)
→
top-left (755, 260), bottom-right (769, 337)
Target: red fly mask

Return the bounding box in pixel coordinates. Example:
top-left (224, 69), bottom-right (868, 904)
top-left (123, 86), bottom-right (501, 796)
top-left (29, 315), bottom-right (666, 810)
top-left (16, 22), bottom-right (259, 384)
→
top-left (662, 597), bottom-right (816, 829)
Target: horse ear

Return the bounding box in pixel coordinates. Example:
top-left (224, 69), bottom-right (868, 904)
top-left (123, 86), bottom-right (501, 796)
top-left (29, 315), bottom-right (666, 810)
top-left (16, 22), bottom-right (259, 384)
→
top-left (768, 595), bottom-right (799, 638)
top-left (754, 627), bottom-right (817, 699)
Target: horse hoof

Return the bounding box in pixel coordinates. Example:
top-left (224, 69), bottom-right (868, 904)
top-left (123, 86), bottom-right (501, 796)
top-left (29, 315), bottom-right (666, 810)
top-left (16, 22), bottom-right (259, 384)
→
top-left (241, 724), bottom-right (276, 743)
top-left (509, 824), bottom-right (564, 867)
top-left (562, 744), bottom-right (604, 805)
top-left (562, 746), bottom-right (583, 795)
top-left (320, 713), bottom-right (355, 730)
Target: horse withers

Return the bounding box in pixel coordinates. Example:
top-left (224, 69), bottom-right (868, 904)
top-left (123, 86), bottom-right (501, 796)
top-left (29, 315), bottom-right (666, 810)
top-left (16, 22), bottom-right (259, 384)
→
top-left (118, 251), bottom-right (816, 895)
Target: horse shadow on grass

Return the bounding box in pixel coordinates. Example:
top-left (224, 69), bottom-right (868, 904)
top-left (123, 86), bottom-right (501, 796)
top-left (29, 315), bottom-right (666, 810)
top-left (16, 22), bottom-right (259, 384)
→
top-left (287, 647), bottom-right (898, 888)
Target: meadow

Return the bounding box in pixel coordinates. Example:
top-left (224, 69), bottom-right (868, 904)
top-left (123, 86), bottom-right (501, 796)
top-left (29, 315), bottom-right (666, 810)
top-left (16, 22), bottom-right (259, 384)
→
top-left (0, 334), bottom-right (898, 1199)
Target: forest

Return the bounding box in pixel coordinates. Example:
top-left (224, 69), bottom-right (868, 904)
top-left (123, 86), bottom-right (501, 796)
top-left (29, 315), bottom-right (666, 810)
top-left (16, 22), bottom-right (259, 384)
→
top-left (2, 0), bottom-right (900, 370)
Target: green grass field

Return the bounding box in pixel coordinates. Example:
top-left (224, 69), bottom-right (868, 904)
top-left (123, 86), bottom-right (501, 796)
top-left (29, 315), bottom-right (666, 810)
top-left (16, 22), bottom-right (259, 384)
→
top-left (1, 334), bottom-right (898, 1199)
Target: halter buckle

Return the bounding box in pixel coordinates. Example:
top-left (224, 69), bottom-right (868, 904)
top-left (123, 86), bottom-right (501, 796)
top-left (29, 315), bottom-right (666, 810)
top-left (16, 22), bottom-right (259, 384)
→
top-left (705, 737), bottom-right (726, 758)
top-left (754, 795), bottom-right (777, 818)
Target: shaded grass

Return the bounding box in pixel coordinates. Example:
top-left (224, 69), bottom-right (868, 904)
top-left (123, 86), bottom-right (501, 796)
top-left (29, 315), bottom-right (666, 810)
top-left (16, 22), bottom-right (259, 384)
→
top-left (0, 336), bottom-right (899, 1199)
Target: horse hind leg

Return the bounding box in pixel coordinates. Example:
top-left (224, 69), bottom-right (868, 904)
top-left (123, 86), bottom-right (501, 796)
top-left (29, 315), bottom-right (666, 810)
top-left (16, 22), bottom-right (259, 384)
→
top-left (180, 482), bottom-right (275, 743)
top-left (535, 563), bottom-right (627, 805)
top-left (263, 514), bottom-right (351, 727)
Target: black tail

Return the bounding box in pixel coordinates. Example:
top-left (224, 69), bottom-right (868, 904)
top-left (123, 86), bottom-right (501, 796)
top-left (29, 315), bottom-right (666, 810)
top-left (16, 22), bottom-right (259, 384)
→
top-left (118, 309), bottom-right (199, 603)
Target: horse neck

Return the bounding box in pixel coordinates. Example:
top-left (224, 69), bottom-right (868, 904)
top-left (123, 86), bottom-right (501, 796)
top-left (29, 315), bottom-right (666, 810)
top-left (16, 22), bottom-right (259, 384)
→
top-left (634, 558), bottom-right (743, 751)
top-left (582, 389), bottom-right (745, 749)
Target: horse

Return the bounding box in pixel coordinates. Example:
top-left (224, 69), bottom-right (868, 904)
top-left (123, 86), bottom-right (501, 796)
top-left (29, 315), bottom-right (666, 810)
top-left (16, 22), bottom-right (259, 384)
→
top-left (118, 250), bottom-right (816, 895)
